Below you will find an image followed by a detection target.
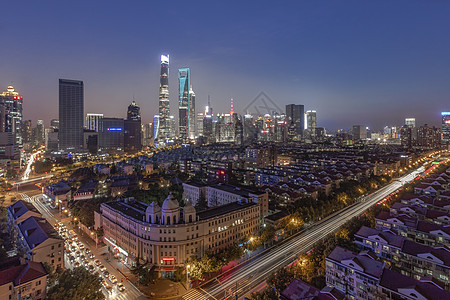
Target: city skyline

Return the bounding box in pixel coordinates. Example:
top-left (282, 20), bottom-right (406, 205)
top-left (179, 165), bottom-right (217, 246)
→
top-left (2, 1), bottom-right (450, 130)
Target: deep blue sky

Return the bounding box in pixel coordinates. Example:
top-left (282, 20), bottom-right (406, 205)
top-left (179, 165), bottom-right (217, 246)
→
top-left (1, 0), bottom-right (450, 131)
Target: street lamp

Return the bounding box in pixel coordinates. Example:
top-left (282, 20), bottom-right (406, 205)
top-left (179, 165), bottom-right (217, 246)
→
top-left (91, 231), bottom-right (98, 249)
top-left (186, 264), bottom-right (190, 290)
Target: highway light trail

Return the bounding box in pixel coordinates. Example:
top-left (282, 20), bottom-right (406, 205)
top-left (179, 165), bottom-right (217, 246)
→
top-left (183, 167), bottom-right (425, 300)
top-left (22, 151), bottom-right (41, 180)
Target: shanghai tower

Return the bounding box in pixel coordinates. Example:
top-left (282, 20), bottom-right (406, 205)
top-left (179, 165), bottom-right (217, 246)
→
top-left (156, 54), bottom-right (171, 142)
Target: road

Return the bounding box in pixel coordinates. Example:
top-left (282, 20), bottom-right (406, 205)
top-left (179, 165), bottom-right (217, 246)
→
top-left (19, 193), bottom-right (145, 300)
top-left (182, 167), bottom-right (425, 300)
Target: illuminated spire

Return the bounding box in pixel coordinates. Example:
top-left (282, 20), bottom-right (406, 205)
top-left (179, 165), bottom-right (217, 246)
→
top-left (230, 98), bottom-right (234, 123)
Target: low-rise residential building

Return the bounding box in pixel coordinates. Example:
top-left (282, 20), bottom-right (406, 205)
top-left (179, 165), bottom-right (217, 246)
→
top-left (73, 181), bottom-right (98, 201)
top-left (0, 256), bottom-right (48, 300)
top-left (16, 216), bottom-right (64, 271)
top-left (100, 194), bottom-right (260, 276)
top-left (281, 278), bottom-right (344, 300)
top-left (375, 211), bottom-right (450, 247)
top-left (7, 200), bottom-right (41, 237)
top-left (326, 246), bottom-right (385, 299)
top-left (355, 226), bottom-right (450, 289)
top-left (182, 181), bottom-right (206, 206)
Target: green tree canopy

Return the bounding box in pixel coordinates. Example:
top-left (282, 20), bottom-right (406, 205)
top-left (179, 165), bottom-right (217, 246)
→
top-left (47, 267), bottom-right (104, 300)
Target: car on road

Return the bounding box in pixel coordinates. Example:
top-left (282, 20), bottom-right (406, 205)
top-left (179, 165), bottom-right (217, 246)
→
top-left (88, 264), bottom-right (95, 272)
top-left (94, 259), bottom-right (101, 266)
top-left (89, 253), bottom-right (95, 259)
top-left (69, 255), bottom-right (75, 263)
top-left (75, 251), bottom-right (81, 257)
top-left (84, 248), bottom-right (90, 254)
top-left (99, 265), bottom-right (106, 272)
top-left (117, 282), bottom-right (125, 292)
top-left (74, 261), bottom-right (81, 268)
top-left (103, 270), bottom-right (109, 278)
top-left (109, 275), bottom-right (117, 284)
top-left (102, 280), bottom-right (112, 293)
top-left (79, 244), bottom-right (85, 250)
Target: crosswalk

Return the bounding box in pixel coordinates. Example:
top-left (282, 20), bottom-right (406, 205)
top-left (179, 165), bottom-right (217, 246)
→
top-left (182, 288), bottom-right (209, 300)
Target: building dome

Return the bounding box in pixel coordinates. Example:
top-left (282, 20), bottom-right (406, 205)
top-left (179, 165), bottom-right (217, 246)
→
top-left (161, 193), bottom-right (180, 211)
top-left (183, 201), bottom-right (196, 215)
top-left (146, 202), bottom-right (161, 215)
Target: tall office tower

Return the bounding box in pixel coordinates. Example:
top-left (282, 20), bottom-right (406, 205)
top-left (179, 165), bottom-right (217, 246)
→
top-left (168, 116), bottom-right (176, 139)
top-left (285, 104), bottom-right (304, 139)
top-left (442, 112), bottom-right (450, 145)
top-left (50, 119), bottom-right (59, 129)
top-left (142, 122), bottom-right (153, 147)
top-left (0, 86), bottom-right (23, 148)
top-left (157, 54), bottom-right (171, 143)
top-left (196, 112), bottom-right (204, 137)
top-left (59, 79), bottom-right (84, 151)
top-left (100, 118), bottom-right (124, 150)
top-left (405, 118), bottom-right (416, 128)
top-left (352, 125), bottom-right (367, 140)
top-left (153, 115), bottom-right (160, 140)
top-left (234, 114), bottom-right (243, 145)
top-left (86, 113), bottom-right (103, 132)
top-left (203, 114), bottom-right (213, 144)
top-left (22, 120), bottom-right (32, 143)
top-left (243, 114), bottom-right (256, 144)
top-left (189, 87), bottom-right (196, 139)
top-left (36, 120), bottom-right (45, 144)
top-left (178, 67), bottom-right (192, 142)
top-left (306, 110), bottom-right (317, 137)
top-left (124, 100), bottom-right (141, 152)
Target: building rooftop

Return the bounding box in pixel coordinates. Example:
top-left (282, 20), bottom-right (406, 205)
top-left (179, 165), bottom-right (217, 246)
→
top-left (380, 268), bottom-right (450, 300)
top-left (197, 201), bottom-right (258, 220)
top-left (17, 216), bottom-right (62, 250)
top-left (327, 246), bottom-right (385, 279)
top-left (355, 226), bottom-right (404, 248)
top-left (0, 256), bottom-right (47, 287)
top-left (402, 240), bottom-right (450, 267)
top-left (8, 200), bottom-right (40, 221)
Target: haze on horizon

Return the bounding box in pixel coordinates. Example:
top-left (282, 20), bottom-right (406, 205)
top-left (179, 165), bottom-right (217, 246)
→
top-left (1, 0), bottom-right (450, 131)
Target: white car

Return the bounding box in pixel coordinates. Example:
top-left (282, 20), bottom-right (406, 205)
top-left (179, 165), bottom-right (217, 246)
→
top-left (109, 275), bottom-right (117, 284)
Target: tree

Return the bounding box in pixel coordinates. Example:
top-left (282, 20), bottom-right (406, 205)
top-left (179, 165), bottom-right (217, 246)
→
top-left (260, 225), bottom-right (276, 247)
top-left (266, 267), bottom-right (296, 295)
top-left (248, 288), bottom-right (278, 300)
top-left (47, 267), bottom-right (104, 300)
top-left (195, 193), bottom-right (208, 211)
top-left (131, 262), bottom-right (157, 285)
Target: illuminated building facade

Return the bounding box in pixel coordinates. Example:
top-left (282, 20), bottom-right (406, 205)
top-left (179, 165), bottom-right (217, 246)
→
top-left (100, 195), bottom-right (260, 275)
top-left (86, 113), bottom-right (103, 132)
top-left (59, 79), bottom-right (84, 151)
top-left (0, 86), bottom-right (23, 149)
top-left (157, 54), bottom-right (171, 143)
top-left (286, 104), bottom-right (304, 139)
top-left (178, 68), bottom-right (195, 142)
top-left (124, 100), bottom-right (141, 152)
top-left (442, 112), bottom-right (450, 145)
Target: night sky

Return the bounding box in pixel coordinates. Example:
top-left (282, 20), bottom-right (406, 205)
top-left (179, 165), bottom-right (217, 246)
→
top-left (1, 0), bottom-right (450, 131)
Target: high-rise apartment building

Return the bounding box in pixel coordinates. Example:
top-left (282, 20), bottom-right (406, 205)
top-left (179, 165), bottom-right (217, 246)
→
top-left (442, 112), bottom-right (450, 145)
top-left (156, 54), bottom-right (171, 143)
top-left (86, 113), bottom-right (103, 132)
top-left (124, 100), bottom-right (141, 152)
top-left (22, 120), bottom-right (32, 144)
top-left (417, 124), bottom-right (441, 149)
top-left (59, 79), bottom-right (84, 151)
top-left (178, 68), bottom-right (194, 142)
top-left (0, 86), bottom-right (23, 149)
top-left (306, 110), bottom-right (317, 137)
top-left (285, 104), bottom-right (304, 139)
top-left (36, 120), bottom-right (44, 145)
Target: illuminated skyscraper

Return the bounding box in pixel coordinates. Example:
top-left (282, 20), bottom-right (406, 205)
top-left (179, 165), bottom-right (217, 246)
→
top-left (59, 79), bottom-right (84, 151)
top-left (86, 113), bottom-right (103, 132)
top-left (178, 68), bottom-right (194, 142)
top-left (157, 54), bottom-right (171, 143)
top-left (124, 100), bottom-right (141, 152)
top-left (286, 104), bottom-right (304, 139)
top-left (405, 118), bottom-right (416, 128)
top-left (0, 86), bottom-right (23, 148)
top-left (306, 110), bottom-right (317, 137)
top-left (442, 112), bottom-right (450, 145)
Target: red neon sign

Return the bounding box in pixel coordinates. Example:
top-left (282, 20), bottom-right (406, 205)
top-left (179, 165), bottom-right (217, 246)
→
top-left (162, 257), bottom-right (175, 261)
